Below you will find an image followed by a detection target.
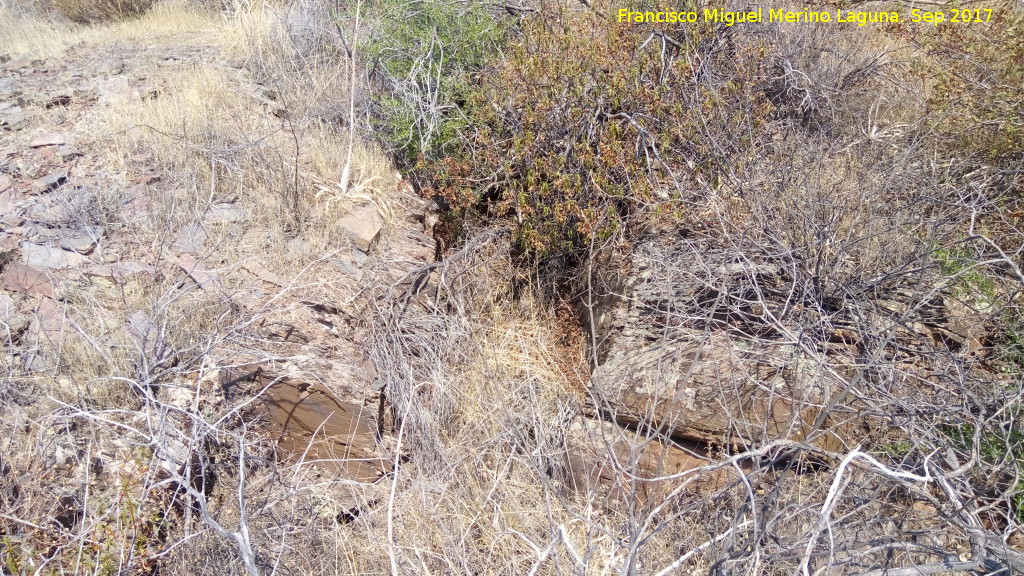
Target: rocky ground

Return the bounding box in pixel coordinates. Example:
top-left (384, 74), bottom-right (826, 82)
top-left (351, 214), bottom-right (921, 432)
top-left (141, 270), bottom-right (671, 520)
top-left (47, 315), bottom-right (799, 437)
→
top-left (0, 21), bottom-right (443, 524)
top-left (4, 4), bottom-right (1023, 575)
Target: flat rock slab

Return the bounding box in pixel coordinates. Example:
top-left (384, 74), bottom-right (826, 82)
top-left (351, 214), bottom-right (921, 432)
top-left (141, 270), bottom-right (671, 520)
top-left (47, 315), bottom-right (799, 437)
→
top-left (566, 419), bottom-right (732, 505)
top-left (177, 253), bottom-right (219, 289)
top-left (203, 203), bottom-right (247, 224)
top-left (30, 297), bottom-right (67, 341)
top-left (222, 368), bottom-right (389, 482)
top-left (0, 110), bottom-right (31, 131)
top-left (1, 262), bottom-right (61, 298)
top-left (0, 189), bottom-right (13, 212)
top-left (22, 242), bottom-right (83, 269)
top-left (28, 132), bottom-right (65, 147)
top-left (0, 292), bottom-right (28, 335)
top-left (339, 205), bottom-right (383, 252)
top-left (97, 77), bottom-right (140, 107)
top-left (0, 174), bottom-right (11, 194)
top-left (241, 259), bottom-right (285, 287)
top-left (126, 310), bottom-right (156, 354)
top-left (329, 258), bottom-right (359, 277)
top-left (83, 261), bottom-right (155, 284)
top-left (56, 146), bottom-right (80, 161)
top-left (173, 223), bottom-right (206, 253)
top-left (59, 234), bottom-right (96, 254)
top-left (31, 171), bottom-right (67, 194)
top-left (0, 233), bottom-right (18, 251)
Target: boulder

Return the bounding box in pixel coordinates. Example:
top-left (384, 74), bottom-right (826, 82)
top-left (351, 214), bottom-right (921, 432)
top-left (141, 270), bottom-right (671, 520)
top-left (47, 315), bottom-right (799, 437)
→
top-left (584, 239), bottom-right (853, 451)
top-left (339, 205), bottom-right (383, 252)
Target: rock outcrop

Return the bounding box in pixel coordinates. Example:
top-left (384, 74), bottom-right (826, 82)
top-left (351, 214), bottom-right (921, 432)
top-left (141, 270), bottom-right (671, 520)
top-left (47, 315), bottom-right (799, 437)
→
top-left (584, 235), bottom-right (995, 452)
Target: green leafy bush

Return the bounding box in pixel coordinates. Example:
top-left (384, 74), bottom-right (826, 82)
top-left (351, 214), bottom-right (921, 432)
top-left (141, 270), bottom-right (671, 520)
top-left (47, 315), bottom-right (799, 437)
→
top-left (53, 0), bottom-right (155, 23)
top-left (361, 0), bottom-right (505, 165)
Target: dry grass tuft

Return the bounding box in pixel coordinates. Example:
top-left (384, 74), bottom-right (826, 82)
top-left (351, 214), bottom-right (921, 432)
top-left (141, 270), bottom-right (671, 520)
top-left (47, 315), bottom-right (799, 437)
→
top-left (53, 0), bottom-right (155, 24)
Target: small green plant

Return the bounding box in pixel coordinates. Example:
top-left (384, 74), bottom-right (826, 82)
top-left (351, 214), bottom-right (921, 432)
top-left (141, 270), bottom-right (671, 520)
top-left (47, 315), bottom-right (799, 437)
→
top-left (934, 245), bottom-right (997, 308)
top-left (996, 310), bottom-right (1024, 371)
top-left (878, 441), bottom-right (913, 460)
top-left (942, 408), bottom-right (1024, 523)
top-left (53, 0), bottom-right (155, 23)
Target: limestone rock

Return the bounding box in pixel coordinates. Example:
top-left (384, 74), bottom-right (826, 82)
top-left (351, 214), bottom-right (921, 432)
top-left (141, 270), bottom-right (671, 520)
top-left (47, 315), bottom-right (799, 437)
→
top-left (22, 242), bottom-right (83, 269)
top-left (96, 76), bottom-right (139, 107)
top-left (59, 234), bottom-right (97, 255)
top-left (203, 203), bottom-right (247, 224)
top-left (31, 170), bottom-right (67, 194)
top-left (0, 262), bottom-right (61, 298)
top-left (339, 205), bottom-right (383, 252)
top-left (28, 132), bottom-right (65, 147)
top-left (221, 368), bottom-right (389, 482)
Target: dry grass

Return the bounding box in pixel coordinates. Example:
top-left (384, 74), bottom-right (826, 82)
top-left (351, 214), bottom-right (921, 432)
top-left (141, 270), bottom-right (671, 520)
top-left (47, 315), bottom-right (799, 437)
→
top-left (53, 0), bottom-right (156, 24)
top-left (0, 0), bottom-right (221, 58)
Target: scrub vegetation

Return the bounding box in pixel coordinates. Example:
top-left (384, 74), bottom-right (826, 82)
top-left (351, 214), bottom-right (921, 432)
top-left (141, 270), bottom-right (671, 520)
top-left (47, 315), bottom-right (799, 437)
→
top-left (1, 0), bottom-right (1023, 574)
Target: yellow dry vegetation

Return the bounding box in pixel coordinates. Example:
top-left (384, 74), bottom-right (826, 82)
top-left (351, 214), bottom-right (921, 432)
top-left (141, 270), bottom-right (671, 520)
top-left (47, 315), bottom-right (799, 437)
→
top-left (0, 1), bottom-right (220, 57)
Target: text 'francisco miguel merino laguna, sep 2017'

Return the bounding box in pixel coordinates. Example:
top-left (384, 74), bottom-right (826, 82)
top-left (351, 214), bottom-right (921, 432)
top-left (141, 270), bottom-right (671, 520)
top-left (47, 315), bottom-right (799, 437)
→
top-left (618, 8), bottom-right (907, 26)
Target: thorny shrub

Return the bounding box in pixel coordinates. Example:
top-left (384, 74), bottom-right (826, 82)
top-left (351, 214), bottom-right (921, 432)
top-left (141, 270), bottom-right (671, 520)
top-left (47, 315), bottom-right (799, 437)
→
top-left (418, 0), bottom-right (774, 255)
